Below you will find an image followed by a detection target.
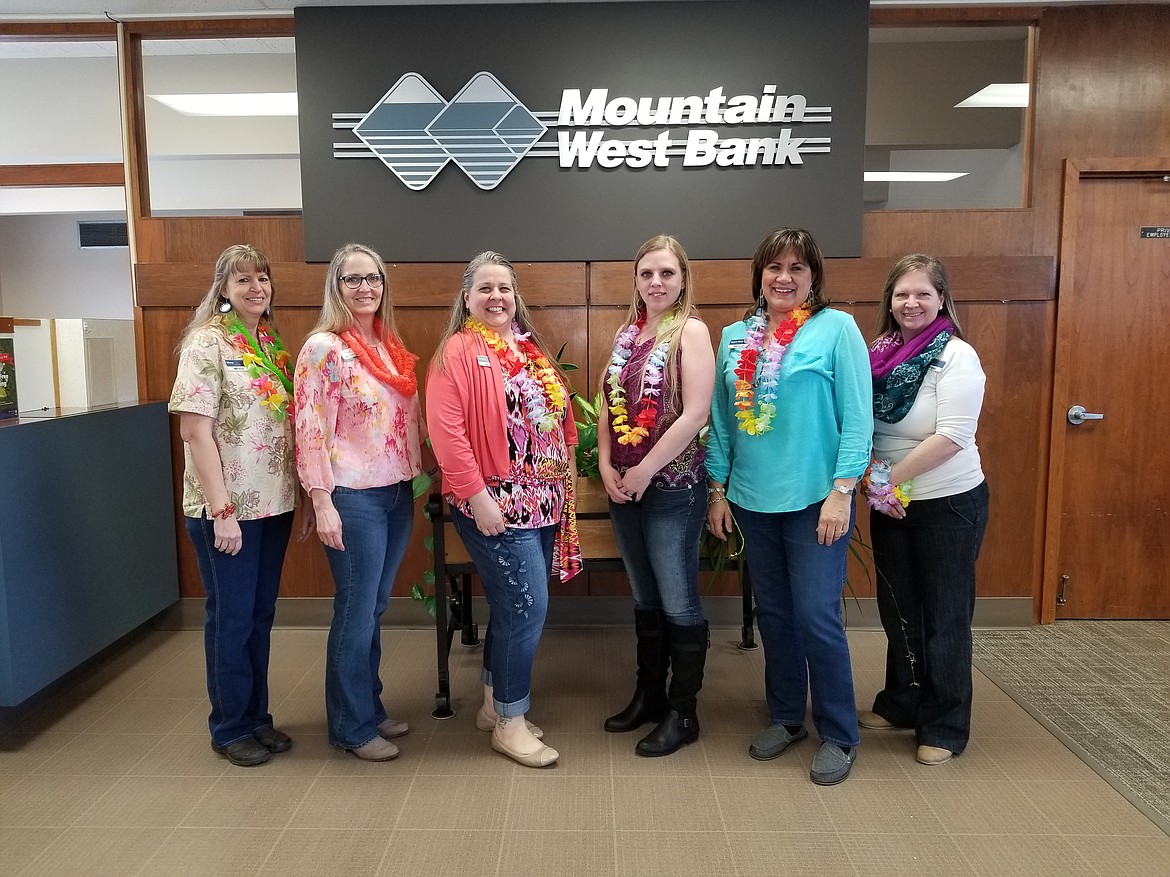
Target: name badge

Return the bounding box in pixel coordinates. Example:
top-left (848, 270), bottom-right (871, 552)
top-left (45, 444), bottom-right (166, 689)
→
top-left (477, 355), bottom-right (491, 367)
top-left (728, 338), bottom-right (747, 349)
top-left (224, 358), bottom-right (246, 371)
top-left (340, 348), bottom-right (357, 362)
top-left (928, 357), bottom-right (946, 371)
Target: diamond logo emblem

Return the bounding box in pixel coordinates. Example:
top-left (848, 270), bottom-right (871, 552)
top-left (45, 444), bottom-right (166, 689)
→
top-left (426, 73), bottom-right (547, 191)
top-left (353, 74), bottom-right (451, 191)
top-left (346, 72), bottom-right (546, 191)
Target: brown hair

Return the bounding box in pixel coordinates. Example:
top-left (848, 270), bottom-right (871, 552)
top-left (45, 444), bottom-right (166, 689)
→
top-left (875, 253), bottom-right (966, 340)
top-left (744, 227), bottom-right (830, 320)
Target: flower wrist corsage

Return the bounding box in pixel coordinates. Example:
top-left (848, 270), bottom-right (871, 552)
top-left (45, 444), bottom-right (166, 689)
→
top-left (862, 459), bottom-right (911, 513)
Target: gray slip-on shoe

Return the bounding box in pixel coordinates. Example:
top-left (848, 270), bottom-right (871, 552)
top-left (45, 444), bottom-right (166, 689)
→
top-left (810, 742), bottom-right (856, 785)
top-left (748, 724), bottom-right (808, 761)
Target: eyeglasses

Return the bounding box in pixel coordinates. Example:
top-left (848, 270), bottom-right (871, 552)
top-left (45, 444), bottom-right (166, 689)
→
top-left (341, 273), bottom-right (385, 289)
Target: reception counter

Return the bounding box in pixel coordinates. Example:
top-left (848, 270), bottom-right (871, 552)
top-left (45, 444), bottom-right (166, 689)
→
top-left (0, 403), bottom-right (178, 705)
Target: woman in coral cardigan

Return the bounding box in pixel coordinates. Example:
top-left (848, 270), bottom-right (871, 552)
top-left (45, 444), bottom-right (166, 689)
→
top-left (427, 251), bottom-right (580, 769)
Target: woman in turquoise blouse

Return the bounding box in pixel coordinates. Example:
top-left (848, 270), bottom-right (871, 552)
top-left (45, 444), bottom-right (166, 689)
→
top-left (706, 227), bottom-right (872, 785)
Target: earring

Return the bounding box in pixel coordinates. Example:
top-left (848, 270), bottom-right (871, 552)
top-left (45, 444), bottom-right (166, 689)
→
top-left (217, 298), bottom-right (232, 314)
top-left (263, 306), bottom-right (271, 319)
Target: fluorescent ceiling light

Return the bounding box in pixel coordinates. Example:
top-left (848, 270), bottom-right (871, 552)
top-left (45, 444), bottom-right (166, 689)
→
top-left (955, 83), bottom-right (1029, 108)
top-left (865, 172), bottom-right (969, 182)
top-left (149, 92), bottom-right (298, 116)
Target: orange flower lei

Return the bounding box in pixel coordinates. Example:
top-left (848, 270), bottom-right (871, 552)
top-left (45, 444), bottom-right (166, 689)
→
top-left (339, 321), bottom-right (419, 397)
top-left (465, 317), bottom-right (567, 432)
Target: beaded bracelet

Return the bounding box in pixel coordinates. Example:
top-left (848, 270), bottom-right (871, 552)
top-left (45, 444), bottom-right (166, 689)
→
top-left (210, 501), bottom-right (236, 520)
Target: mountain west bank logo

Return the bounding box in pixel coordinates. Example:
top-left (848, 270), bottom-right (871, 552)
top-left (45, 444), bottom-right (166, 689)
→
top-left (333, 72), bottom-right (833, 191)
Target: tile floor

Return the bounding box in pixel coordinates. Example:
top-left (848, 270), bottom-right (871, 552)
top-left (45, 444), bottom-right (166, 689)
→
top-left (2, 625), bottom-right (1168, 876)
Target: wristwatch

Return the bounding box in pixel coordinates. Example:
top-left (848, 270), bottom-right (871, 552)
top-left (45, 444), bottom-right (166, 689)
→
top-left (830, 485), bottom-right (854, 496)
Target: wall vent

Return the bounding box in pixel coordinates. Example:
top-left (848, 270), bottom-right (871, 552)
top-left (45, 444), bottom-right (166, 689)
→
top-left (78, 221), bottom-right (129, 249)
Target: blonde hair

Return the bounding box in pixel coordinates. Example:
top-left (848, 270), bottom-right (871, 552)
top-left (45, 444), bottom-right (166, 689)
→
top-left (310, 243), bottom-right (404, 345)
top-left (875, 254), bottom-right (966, 340)
top-left (432, 251), bottom-right (559, 373)
top-left (606, 234), bottom-right (696, 411)
top-left (178, 244), bottom-right (276, 350)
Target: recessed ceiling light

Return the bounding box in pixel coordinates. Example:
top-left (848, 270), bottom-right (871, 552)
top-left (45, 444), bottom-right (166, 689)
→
top-left (865, 172), bottom-right (969, 182)
top-left (955, 83), bottom-right (1029, 108)
top-left (149, 92), bottom-right (298, 116)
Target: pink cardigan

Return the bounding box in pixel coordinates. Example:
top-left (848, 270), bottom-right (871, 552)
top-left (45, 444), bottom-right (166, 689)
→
top-left (426, 330), bottom-right (578, 501)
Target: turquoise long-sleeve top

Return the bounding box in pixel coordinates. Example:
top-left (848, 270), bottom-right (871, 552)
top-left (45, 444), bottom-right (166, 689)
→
top-left (706, 308), bottom-right (873, 514)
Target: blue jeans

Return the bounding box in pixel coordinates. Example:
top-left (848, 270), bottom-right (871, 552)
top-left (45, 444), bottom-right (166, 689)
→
top-left (451, 509), bottom-right (553, 718)
top-left (186, 511), bottom-right (293, 747)
top-left (870, 480), bottom-right (989, 754)
top-left (322, 482), bottom-right (414, 749)
top-left (734, 501), bottom-right (860, 749)
top-left (609, 482), bottom-right (707, 625)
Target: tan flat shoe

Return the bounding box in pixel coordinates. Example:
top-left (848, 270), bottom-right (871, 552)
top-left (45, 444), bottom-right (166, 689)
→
top-left (916, 744), bottom-right (954, 765)
top-left (350, 737), bottom-right (400, 762)
top-left (490, 728), bottom-right (559, 768)
top-left (858, 711), bottom-right (897, 730)
top-left (475, 707), bottom-right (544, 739)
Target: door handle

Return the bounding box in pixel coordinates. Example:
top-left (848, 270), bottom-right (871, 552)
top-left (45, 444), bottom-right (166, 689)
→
top-left (1067, 405), bottom-right (1104, 426)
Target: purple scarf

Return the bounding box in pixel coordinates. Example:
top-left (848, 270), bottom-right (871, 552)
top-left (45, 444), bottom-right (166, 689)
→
top-left (870, 316), bottom-right (955, 424)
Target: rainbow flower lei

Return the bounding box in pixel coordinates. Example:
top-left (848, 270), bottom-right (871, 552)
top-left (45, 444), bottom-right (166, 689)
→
top-left (227, 315), bottom-right (294, 421)
top-left (733, 306), bottom-right (812, 435)
top-left (607, 317), bottom-right (672, 446)
top-left (465, 317), bottom-right (567, 432)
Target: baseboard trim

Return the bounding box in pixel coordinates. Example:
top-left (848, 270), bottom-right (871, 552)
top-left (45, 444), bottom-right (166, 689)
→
top-left (154, 596), bottom-right (1034, 631)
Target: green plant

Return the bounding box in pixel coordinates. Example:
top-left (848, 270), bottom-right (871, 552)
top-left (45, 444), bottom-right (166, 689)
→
top-left (408, 468), bottom-right (439, 617)
top-left (572, 391), bottom-right (603, 479)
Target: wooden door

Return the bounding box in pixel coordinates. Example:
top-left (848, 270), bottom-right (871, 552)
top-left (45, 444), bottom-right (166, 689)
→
top-left (1044, 161), bottom-right (1170, 619)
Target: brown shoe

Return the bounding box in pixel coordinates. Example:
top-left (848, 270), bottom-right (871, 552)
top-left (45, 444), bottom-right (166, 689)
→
top-left (916, 745), bottom-right (954, 765)
top-left (858, 711), bottom-right (896, 730)
top-left (350, 737), bottom-right (400, 762)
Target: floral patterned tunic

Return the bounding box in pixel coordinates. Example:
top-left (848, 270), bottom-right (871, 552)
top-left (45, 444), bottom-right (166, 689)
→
top-left (294, 331), bottom-right (422, 492)
top-left (169, 325), bottom-right (297, 520)
top-left (448, 370), bottom-right (569, 529)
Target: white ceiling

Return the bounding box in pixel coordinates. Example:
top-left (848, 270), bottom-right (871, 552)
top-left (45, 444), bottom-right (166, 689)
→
top-left (0, 0), bottom-right (1163, 22)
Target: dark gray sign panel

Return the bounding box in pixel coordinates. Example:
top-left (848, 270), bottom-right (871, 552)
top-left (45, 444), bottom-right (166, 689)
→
top-left (296, 0), bottom-right (868, 262)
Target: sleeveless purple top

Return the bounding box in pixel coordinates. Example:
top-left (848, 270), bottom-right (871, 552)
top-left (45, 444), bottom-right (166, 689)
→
top-left (608, 322), bottom-right (706, 488)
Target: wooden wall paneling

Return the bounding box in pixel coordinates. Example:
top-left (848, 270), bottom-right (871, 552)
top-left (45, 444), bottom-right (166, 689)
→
top-left (1029, 5), bottom-right (1170, 258)
top-left (870, 7), bottom-right (1040, 26)
top-left (0, 164), bottom-right (123, 187)
top-left (862, 210), bottom-right (1040, 259)
top-left (125, 18), bottom-right (293, 38)
top-left (160, 217), bottom-right (305, 262)
top-left (0, 22), bottom-right (116, 38)
top-left (592, 257), bottom-right (1054, 310)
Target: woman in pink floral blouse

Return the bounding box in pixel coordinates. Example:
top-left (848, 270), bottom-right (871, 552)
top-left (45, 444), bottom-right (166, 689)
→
top-left (170, 244), bottom-right (306, 768)
top-left (294, 243), bottom-right (429, 762)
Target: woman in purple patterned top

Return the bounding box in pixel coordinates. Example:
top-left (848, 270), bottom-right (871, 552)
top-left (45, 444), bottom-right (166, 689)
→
top-left (597, 235), bottom-right (715, 757)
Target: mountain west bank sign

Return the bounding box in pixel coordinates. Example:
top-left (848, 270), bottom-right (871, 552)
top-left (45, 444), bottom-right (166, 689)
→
top-left (296, 1), bottom-right (868, 261)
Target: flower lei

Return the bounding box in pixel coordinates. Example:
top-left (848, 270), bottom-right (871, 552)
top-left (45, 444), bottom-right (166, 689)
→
top-left (733, 306), bottom-right (812, 435)
top-left (607, 317), bottom-right (672, 446)
top-left (465, 317), bottom-right (567, 432)
top-left (861, 458), bottom-right (912, 513)
top-left (227, 315), bottom-right (293, 421)
top-left (339, 321), bottom-right (418, 397)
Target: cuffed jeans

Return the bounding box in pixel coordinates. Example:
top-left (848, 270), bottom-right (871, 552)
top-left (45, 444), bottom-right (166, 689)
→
top-left (322, 482), bottom-right (413, 749)
top-left (450, 509), bottom-right (553, 718)
top-left (870, 480), bottom-right (989, 754)
top-left (186, 510), bottom-right (293, 748)
top-left (608, 482), bottom-right (707, 626)
top-left (734, 501), bottom-right (860, 749)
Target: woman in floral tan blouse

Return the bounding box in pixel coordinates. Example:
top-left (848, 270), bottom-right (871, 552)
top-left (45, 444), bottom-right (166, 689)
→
top-left (294, 242), bottom-right (429, 762)
top-left (170, 244), bottom-right (307, 768)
